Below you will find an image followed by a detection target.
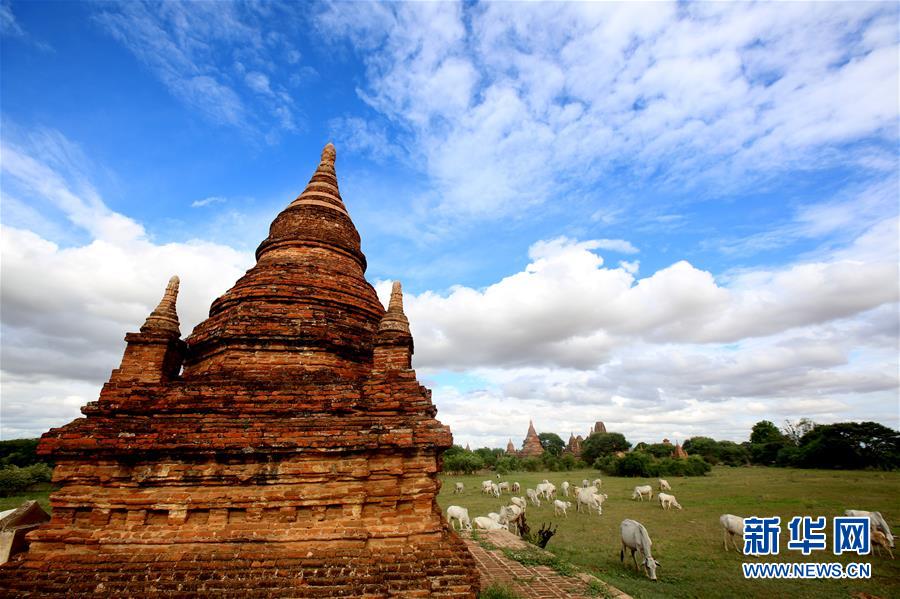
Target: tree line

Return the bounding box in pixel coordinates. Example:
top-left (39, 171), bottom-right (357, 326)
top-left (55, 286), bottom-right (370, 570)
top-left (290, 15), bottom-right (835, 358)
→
top-left (442, 419), bottom-right (899, 476)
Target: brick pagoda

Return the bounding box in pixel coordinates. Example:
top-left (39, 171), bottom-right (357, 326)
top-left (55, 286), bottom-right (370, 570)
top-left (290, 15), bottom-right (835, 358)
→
top-left (518, 421), bottom-right (544, 458)
top-left (0, 144), bottom-right (478, 597)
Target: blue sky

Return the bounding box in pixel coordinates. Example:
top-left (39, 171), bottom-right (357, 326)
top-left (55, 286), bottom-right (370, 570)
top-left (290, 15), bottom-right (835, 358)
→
top-left (1, 1), bottom-right (898, 447)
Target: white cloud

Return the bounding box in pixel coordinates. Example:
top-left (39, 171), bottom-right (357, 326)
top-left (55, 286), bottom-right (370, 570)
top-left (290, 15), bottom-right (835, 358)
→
top-left (0, 128), bottom-right (253, 438)
top-left (317, 2), bottom-right (899, 221)
top-left (93, 1), bottom-right (299, 135)
top-left (191, 195), bottom-right (227, 208)
top-left (371, 218), bottom-right (899, 446)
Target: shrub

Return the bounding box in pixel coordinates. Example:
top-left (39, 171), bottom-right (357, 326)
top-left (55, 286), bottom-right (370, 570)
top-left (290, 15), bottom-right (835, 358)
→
top-left (443, 452), bottom-right (483, 475)
top-left (521, 457), bottom-right (542, 472)
top-left (0, 463), bottom-right (52, 496)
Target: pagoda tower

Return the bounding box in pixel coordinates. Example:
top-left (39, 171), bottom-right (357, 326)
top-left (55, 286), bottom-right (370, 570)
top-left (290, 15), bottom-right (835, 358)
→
top-left (519, 420), bottom-right (544, 457)
top-left (505, 439), bottom-right (516, 455)
top-left (0, 144), bottom-right (478, 597)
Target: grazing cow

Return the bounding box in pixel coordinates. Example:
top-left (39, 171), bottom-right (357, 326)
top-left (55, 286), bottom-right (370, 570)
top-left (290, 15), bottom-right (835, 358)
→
top-left (720, 514), bottom-right (745, 552)
top-left (575, 489), bottom-right (605, 515)
top-left (453, 482), bottom-right (464, 494)
top-left (473, 516), bottom-right (505, 531)
top-left (620, 519), bottom-right (660, 581)
top-left (553, 500), bottom-right (572, 518)
top-left (658, 493), bottom-right (682, 510)
top-left (512, 482), bottom-right (521, 494)
top-left (446, 506), bottom-right (471, 531)
top-left (658, 479), bottom-right (672, 492)
top-left (536, 482), bottom-right (556, 500)
top-left (490, 483), bottom-right (501, 498)
top-left (526, 488), bottom-right (541, 507)
top-left (844, 510), bottom-right (894, 548)
top-left (481, 480), bottom-right (493, 494)
top-left (560, 481), bottom-right (570, 497)
top-left (498, 481), bottom-right (510, 493)
top-left (873, 530), bottom-right (895, 559)
top-left (632, 485), bottom-right (653, 501)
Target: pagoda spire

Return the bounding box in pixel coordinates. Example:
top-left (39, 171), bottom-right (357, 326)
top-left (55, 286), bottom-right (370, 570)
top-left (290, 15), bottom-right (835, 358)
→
top-left (378, 281), bottom-right (411, 334)
top-left (374, 281), bottom-right (413, 371)
top-left (140, 276), bottom-right (181, 336)
top-left (287, 142), bottom-right (347, 215)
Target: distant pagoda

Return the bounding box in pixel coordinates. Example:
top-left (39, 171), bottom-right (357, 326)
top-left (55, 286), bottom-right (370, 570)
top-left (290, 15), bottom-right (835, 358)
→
top-left (506, 439), bottom-right (516, 454)
top-left (0, 144), bottom-right (478, 597)
top-left (519, 420), bottom-right (544, 457)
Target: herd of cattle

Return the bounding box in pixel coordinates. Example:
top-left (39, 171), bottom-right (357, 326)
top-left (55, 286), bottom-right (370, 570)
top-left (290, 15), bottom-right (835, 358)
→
top-left (446, 477), bottom-right (895, 582)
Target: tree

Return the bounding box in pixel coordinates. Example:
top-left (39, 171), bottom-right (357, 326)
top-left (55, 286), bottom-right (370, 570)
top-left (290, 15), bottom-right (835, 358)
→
top-left (538, 432), bottom-right (565, 457)
top-left (750, 421), bottom-right (783, 444)
top-left (643, 443), bottom-right (675, 459)
top-left (581, 432), bottom-right (631, 464)
top-left (749, 420), bottom-right (788, 465)
top-left (795, 422), bottom-right (900, 470)
top-left (683, 437), bottom-right (719, 464)
top-left (782, 418), bottom-right (816, 445)
top-left (443, 452), bottom-right (483, 475)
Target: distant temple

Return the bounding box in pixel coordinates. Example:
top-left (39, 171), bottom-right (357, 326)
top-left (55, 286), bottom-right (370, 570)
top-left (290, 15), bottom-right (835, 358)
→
top-left (672, 442), bottom-right (688, 459)
top-left (518, 420), bottom-right (544, 457)
top-left (565, 433), bottom-right (583, 457)
top-left (506, 439), bottom-right (516, 454)
top-left (592, 421), bottom-right (607, 434)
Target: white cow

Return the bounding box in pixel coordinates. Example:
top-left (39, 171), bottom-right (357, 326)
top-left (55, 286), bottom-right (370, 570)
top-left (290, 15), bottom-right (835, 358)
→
top-left (536, 482), bottom-right (556, 500)
top-left (720, 514), bottom-right (745, 552)
top-left (473, 516), bottom-right (506, 530)
top-left (620, 519), bottom-right (660, 581)
top-left (844, 510), bottom-right (894, 548)
top-left (490, 483), bottom-right (501, 498)
top-left (526, 488), bottom-right (541, 507)
top-left (509, 496), bottom-right (527, 511)
top-left (453, 482), bottom-right (464, 494)
top-left (446, 506), bottom-right (471, 531)
top-left (592, 478), bottom-right (603, 488)
top-left (511, 482), bottom-right (521, 494)
top-left (481, 480), bottom-right (493, 494)
top-left (560, 481), bottom-right (570, 497)
top-left (575, 489), bottom-right (606, 515)
top-left (657, 493), bottom-right (682, 510)
top-left (498, 481), bottom-right (510, 493)
top-left (553, 500), bottom-right (572, 517)
top-left (632, 485), bottom-right (653, 501)
top-left (658, 479), bottom-right (672, 492)
top-left (582, 479), bottom-right (590, 488)
top-left (487, 512), bottom-right (507, 524)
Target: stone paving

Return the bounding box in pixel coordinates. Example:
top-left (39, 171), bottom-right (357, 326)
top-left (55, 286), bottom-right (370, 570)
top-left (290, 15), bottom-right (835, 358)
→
top-left (463, 530), bottom-right (631, 599)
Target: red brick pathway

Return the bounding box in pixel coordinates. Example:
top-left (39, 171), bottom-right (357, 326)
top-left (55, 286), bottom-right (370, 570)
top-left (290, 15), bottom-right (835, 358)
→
top-left (462, 530), bottom-right (631, 599)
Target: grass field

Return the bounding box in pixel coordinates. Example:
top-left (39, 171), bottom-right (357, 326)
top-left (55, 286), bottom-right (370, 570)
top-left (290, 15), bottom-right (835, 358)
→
top-left (438, 467), bottom-right (900, 599)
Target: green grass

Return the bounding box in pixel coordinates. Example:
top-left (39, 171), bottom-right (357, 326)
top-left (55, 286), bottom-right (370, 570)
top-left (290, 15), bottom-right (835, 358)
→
top-left (478, 583), bottom-right (524, 599)
top-left (439, 467), bottom-right (900, 599)
top-left (0, 485), bottom-right (52, 512)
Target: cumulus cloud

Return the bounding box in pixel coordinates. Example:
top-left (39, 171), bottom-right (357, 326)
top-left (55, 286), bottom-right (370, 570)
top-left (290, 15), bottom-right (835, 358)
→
top-left (317, 2), bottom-right (899, 220)
top-left (373, 216), bottom-right (898, 445)
top-left (0, 128), bottom-right (253, 438)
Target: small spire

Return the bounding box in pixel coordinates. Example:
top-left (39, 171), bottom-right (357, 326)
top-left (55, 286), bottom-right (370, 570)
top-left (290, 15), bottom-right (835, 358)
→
top-left (287, 142), bottom-right (347, 215)
top-left (141, 276), bottom-right (181, 336)
top-left (378, 281), bottom-right (410, 334)
top-left (321, 142), bottom-right (336, 165)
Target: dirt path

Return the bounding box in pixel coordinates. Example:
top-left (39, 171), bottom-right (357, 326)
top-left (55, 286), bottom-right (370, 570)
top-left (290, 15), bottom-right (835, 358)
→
top-left (462, 530), bottom-right (631, 599)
